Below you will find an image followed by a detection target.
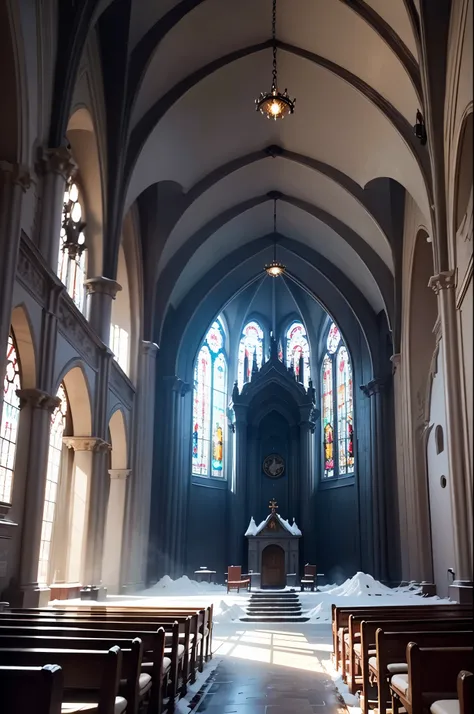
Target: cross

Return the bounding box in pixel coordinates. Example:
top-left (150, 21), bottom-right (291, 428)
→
top-left (269, 498), bottom-right (278, 513)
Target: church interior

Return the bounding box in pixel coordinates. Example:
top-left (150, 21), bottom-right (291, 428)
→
top-left (0, 0), bottom-right (473, 711)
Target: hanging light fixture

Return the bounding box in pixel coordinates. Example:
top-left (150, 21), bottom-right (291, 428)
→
top-left (255, 0), bottom-right (295, 120)
top-left (265, 197), bottom-right (286, 277)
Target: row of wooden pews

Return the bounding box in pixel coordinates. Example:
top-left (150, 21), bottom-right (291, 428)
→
top-left (331, 603), bottom-right (473, 714)
top-left (0, 602), bottom-right (214, 713)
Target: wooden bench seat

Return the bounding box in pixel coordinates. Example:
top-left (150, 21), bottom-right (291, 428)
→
top-left (390, 644), bottom-right (474, 714)
top-left (431, 670), bottom-right (473, 714)
top-left (0, 664), bottom-right (63, 714)
top-left (0, 645), bottom-right (124, 714)
top-left (364, 627), bottom-right (473, 714)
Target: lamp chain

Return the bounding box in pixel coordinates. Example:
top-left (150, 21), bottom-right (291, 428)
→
top-left (273, 199), bottom-right (277, 261)
top-left (272, 0), bottom-right (277, 90)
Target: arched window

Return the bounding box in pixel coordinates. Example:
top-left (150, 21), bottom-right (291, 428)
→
top-left (321, 322), bottom-right (355, 479)
top-left (37, 383), bottom-right (68, 584)
top-left (57, 177), bottom-right (87, 313)
top-left (237, 320), bottom-right (264, 389)
top-left (0, 331), bottom-right (21, 504)
top-left (192, 318), bottom-right (228, 478)
top-left (286, 321), bottom-right (311, 388)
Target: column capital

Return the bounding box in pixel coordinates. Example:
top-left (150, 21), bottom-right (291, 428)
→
top-left (38, 146), bottom-right (77, 180)
top-left (428, 270), bottom-right (456, 294)
top-left (360, 377), bottom-right (387, 397)
top-left (141, 341), bottom-right (159, 358)
top-left (84, 276), bottom-right (122, 299)
top-left (108, 469), bottom-right (131, 480)
top-left (63, 437), bottom-right (111, 453)
top-left (390, 353), bottom-right (401, 375)
top-left (163, 375), bottom-right (189, 396)
top-left (0, 161), bottom-right (31, 191)
top-left (16, 389), bottom-right (61, 412)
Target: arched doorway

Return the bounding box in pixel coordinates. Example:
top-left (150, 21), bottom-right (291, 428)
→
top-left (261, 544), bottom-right (286, 589)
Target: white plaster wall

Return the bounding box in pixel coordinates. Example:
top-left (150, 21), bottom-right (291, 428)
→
top-left (426, 340), bottom-right (456, 598)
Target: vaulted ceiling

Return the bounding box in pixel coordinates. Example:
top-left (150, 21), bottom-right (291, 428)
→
top-left (111, 0), bottom-right (431, 347)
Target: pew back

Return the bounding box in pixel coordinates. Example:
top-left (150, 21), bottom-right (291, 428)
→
top-left (0, 664), bottom-right (63, 714)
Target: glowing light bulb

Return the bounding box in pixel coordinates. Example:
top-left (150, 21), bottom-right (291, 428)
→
top-left (271, 101), bottom-right (280, 116)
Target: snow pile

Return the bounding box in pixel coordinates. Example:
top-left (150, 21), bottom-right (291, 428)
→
top-left (304, 571), bottom-right (450, 623)
top-left (142, 575), bottom-right (225, 596)
top-left (213, 600), bottom-right (246, 623)
top-left (244, 514), bottom-right (302, 536)
top-left (244, 517), bottom-right (258, 536)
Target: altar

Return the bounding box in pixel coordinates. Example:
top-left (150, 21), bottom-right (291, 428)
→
top-left (245, 500), bottom-right (301, 589)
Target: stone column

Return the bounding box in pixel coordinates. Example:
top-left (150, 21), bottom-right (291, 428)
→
top-left (299, 417), bottom-right (315, 565)
top-left (0, 162), bottom-right (31, 422)
top-left (84, 277), bottom-right (122, 345)
top-left (123, 341), bottom-right (158, 591)
top-left (360, 378), bottom-right (389, 582)
top-left (391, 354), bottom-right (410, 578)
top-left (102, 469), bottom-right (131, 593)
top-left (82, 438), bottom-right (112, 588)
top-left (230, 405), bottom-right (248, 565)
top-left (16, 389), bottom-right (61, 606)
top-left (289, 425), bottom-right (300, 522)
top-left (429, 272), bottom-right (473, 600)
top-left (172, 382), bottom-right (191, 578)
top-left (37, 147), bottom-right (76, 270)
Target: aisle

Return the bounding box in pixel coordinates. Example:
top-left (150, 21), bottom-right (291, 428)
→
top-left (183, 624), bottom-right (348, 714)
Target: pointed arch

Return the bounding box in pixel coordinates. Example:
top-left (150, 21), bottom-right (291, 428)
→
top-left (108, 407), bottom-right (128, 470)
top-left (56, 362), bottom-right (92, 436)
top-left (237, 319), bottom-right (265, 391)
top-left (285, 320), bottom-right (311, 389)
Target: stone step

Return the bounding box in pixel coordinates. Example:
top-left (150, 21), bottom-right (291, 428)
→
top-left (247, 604), bottom-right (302, 611)
top-left (240, 615), bottom-right (310, 623)
top-left (249, 595), bottom-right (299, 601)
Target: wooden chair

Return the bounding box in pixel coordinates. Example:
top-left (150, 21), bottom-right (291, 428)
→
top-left (0, 664), bottom-right (63, 714)
top-left (300, 564), bottom-right (317, 592)
top-left (226, 566), bottom-right (250, 593)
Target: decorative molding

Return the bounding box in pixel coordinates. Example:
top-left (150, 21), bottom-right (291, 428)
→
top-left (58, 294), bottom-right (99, 368)
top-left (0, 161), bottom-right (31, 191)
top-left (108, 469), bottom-right (131, 480)
top-left (360, 377), bottom-right (387, 397)
top-left (390, 353), bottom-right (401, 375)
top-left (428, 270), bottom-right (457, 294)
top-left (433, 315), bottom-right (442, 344)
top-left (141, 341), bottom-right (159, 358)
top-left (63, 437), bottom-right (111, 453)
top-left (16, 389), bottom-right (61, 412)
top-left (84, 276), bottom-right (122, 299)
top-left (37, 146), bottom-right (77, 180)
top-left (109, 360), bottom-right (135, 409)
top-left (456, 254), bottom-right (473, 310)
top-left (17, 234), bottom-right (49, 301)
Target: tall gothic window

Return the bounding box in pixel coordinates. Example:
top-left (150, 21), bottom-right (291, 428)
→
top-left (57, 178), bottom-right (87, 313)
top-left (37, 383), bottom-right (68, 584)
top-left (192, 318), bottom-right (228, 479)
top-left (321, 322), bottom-right (355, 479)
top-left (286, 321), bottom-right (311, 388)
top-left (237, 320), bottom-right (264, 390)
top-left (0, 331), bottom-right (21, 504)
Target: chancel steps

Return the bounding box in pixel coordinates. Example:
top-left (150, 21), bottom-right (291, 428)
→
top-left (241, 591), bottom-right (309, 622)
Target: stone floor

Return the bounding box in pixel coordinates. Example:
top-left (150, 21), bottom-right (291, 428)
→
top-left (186, 625), bottom-right (347, 714)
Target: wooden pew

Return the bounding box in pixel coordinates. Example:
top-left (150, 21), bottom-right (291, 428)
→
top-left (6, 607), bottom-right (208, 675)
top-left (457, 670), bottom-right (473, 714)
top-left (0, 624), bottom-right (167, 714)
top-left (366, 627), bottom-right (473, 714)
top-left (332, 604), bottom-right (472, 675)
top-left (0, 634), bottom-right (147, 714)
top-left (0, 664), bottom-right (63, 714)
top-left (390, 644), bottom-right (474, 714)
top-left (0, 645), bottom-right (124, 714)
top-left (0, 617), bottom-right (183, 708)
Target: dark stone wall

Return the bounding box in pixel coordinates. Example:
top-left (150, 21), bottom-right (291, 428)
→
top-left (186, 482), bottom-right (228, 583)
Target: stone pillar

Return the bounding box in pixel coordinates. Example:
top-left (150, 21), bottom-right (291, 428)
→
top-left (360, 378), bottom-right (389, 582)
top-left (391, 353), bottom-right (410, 578)
top-left (102, 469), bottom-right (131, 593)
top-left (16, 389), bottom-right (61, 606)
top-left (123, 341), bottom-right (158, 591)
top-left (429, 272), bottom-right (473, 601)
top-left (299, 418), bottom-right (315, 565)
top-left (82, 438), bottom-right (112, 588)
top-left (84, 277), bottom-right (122, 345)
top-left (0, 162), bottom-right (31, 422)
top-left (172, 382), bottom-right (191, 578)
top-left (289, 425), bottom-right (300, 522)
top-left (37, 147), bottom-right (76, 270)
top-left (230, 405), bottom-right (248, 565)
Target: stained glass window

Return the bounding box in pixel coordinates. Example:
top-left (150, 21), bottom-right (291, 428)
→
top-left (57, 179), bottom-right (87, 313)
top-left (321, 323), bottom-right (354, 479)
top-left (286, 321), bottom-right (311, 388)
top-left (322, 354), bottom-right (334, 478)
top-left (237, 321), bottom-right (264, 390)
top-left (192, 318), bottom-right (227, 478)
top-left (37, 383), bottom-right (68, 584)
top-left (0, 331), bottom-right (22, 504)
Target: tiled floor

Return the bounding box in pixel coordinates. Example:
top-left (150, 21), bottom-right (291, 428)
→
top-left (189, 625), bottom-right (346, 714)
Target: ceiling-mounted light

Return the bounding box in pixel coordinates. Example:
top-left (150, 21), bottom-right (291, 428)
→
top-left (265, 197), bottom-right (286, 277)
top-left (255, 0), bottom-right (295, 120)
